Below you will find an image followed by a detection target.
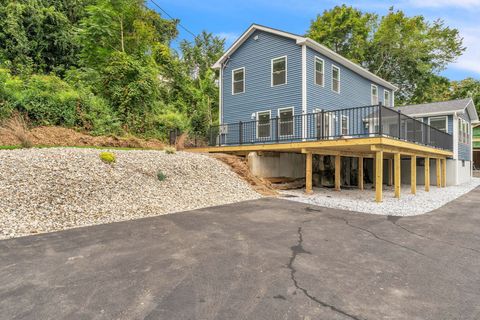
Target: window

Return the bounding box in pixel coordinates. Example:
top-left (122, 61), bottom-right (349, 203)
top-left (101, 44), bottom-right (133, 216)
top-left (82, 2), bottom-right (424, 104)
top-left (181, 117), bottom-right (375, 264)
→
top-left (429, 116), bottom-right (447, 133)
top-left (371, 85), bottom-right (378, 105)
top-left (314, 109), bottom-right (333, 138)
top-left (341, 115), bottom-right (349, 136)
top-left (332, 65), bottom-right (340, 93)
top-left (257, 111), bottom-right (271, 139)
top-left (314, 57), bottom-right (324, 86)
top-left (271, 56), bottom-right (287, 86)
top-left (232, 68), bottom-right (245, 94)
top-left (459, 118), bottom-right (463, 143)
top-left (384, 90), bottom-right (391, 107)
top-left (278, 107), bottom-right (294, 137)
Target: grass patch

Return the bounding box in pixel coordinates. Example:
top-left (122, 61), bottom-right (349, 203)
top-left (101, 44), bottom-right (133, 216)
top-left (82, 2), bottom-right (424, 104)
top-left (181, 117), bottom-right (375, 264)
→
top-left (0, 145), bottom-right (21, 150)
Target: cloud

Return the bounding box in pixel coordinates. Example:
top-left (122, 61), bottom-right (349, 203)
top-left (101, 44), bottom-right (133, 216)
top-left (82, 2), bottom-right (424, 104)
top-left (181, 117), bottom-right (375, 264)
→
top-left (215, 32), bottom-right (241, 46)
top-left (406, 0), bottom-right (480, 8)
top-left (448, 28), bottom-right (480, 75)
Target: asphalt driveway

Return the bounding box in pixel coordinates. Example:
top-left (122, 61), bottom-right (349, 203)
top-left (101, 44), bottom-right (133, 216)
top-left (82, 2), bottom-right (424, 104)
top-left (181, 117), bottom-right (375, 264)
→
top-left (1, 188), bottom-right (480, 320)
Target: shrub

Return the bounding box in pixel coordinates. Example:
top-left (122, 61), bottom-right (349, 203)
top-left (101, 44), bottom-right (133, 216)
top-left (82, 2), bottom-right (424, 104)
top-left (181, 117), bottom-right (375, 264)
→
top-left (157, 170), bottom-right (167, 181)
top-left (164, 146), bottom-right (176, 154)
top-left (0, 114), bottom-right (32, 148)
top-left (99, 152), bottom-right (116, 164)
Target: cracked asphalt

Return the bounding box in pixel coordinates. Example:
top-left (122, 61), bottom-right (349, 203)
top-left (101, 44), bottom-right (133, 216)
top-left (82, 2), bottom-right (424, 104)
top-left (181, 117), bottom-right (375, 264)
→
top-left (1, 187), bottom-right (480, 320)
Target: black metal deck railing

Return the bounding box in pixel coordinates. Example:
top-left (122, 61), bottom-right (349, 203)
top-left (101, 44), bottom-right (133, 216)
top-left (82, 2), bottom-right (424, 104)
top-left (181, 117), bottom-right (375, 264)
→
top-left (207, 105), bottom-right (453, 151)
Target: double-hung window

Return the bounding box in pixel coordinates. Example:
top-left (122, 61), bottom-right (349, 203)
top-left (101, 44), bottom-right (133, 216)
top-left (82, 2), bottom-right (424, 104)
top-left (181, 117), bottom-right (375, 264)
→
top-left (429, 116), bottom-right (447, 133)
top-left (314, 57), bottom-right (324, 86)
top-left (278, 107), bottom-right (294, 137)
top-left (257, 111), bottom-right (271, 139)
top-left (232, 68), bottom-right (245, 94)
top-left (272, 56), bottom-right (287, 86)
top-left (371, 85), bottom-right (378, 105)
top-left (384, 90), bottom-right (391, 107)
top-left (332, 65), bottom-right (340, 93)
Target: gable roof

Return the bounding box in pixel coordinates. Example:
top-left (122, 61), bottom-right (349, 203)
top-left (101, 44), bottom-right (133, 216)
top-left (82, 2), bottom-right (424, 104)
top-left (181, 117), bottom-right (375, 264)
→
top-left (213, 24), bottom-right (398, 91)
top-left (396, 98), bottom-right (479, 123)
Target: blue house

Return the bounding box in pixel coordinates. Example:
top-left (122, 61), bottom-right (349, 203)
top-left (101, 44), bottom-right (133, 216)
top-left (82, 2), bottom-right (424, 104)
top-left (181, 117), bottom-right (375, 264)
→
top-left (196, 24), bottom-right (478, 202)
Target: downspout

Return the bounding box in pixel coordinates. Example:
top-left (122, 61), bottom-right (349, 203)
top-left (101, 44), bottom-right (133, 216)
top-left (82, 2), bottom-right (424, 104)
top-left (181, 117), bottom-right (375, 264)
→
top-left (301, 44), bottom-right (307, 141)
top-left (453, 111), bottom-right (459, 185)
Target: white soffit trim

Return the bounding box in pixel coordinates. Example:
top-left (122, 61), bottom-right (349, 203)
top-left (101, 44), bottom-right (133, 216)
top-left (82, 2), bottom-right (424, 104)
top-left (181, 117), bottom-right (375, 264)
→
top-left (465, 98), bottom-right (479, 122)
top-left (213, 24), bottom-right (398, 92)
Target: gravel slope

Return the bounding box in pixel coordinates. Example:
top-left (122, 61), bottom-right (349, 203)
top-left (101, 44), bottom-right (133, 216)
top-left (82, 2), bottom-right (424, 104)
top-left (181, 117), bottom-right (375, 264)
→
top-left (0, 148), bottom-right (261, 239)
top-left (281, 179), bottom-right (480, 216)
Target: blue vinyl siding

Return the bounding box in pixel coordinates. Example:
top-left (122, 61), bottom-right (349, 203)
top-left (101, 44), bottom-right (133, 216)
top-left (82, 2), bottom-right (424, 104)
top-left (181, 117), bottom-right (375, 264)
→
top-left (222, 30), bottom-right (302, 126)
top-left (306, 47), bottom-right (392, 113)
top-left (458, 112), bottom-right (471, 161)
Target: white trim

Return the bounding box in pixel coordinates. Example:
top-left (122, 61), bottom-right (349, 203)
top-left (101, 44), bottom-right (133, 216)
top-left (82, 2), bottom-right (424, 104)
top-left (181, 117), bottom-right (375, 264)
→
top-left (212, 24), bottom-right (398, 91)
top-left (371, 84), bottom-right (378, 105)
top-left (219, 67), bottom-right (223, 124)
top-left (256, 110), bottom-right (271, 139)
top-left (278, 107), bottom-right (295, 138)
top-left (271, 56), bottom-right (287, 87)
top-left (340, 114), bottom-right (349, 136)
top-left (427, 115), bottom-right (448, 133)
top-left (392, 91), bottom-right (395, 108)
top-left (314, 56), bottom-right (325, 87)
top-left (301, 45), bottom-right (307, 140)
top-left (384, 90), bottom-right (391, 108)
top-left (314, 108), bottom-right (334, 137)
top-left (331, 65), bottom-right (340, 94)
top-left (231, 67), bottom-right (245, 95)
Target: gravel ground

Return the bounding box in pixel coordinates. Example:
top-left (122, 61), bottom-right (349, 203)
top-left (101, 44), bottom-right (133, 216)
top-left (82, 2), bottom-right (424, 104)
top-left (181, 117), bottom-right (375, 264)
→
top-left (0, 148), bottom-right (261, 239)
top-left (281, 178), bottom-right (480, 216)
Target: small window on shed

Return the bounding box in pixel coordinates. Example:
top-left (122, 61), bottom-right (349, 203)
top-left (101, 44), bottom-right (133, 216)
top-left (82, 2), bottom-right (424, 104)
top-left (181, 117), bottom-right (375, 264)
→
top-left (314, 57), bottom-right (324, 86)
top-left (371, 85), bottom-right (378, 105)
top-left (332, 65), bottom-right (340, 93)
top-left (384, 90), bottom-right (391, 107)
top-left (272, 56), bottom-right (287, 86)
top-left (429, 116), bottom-right (447, 133)
top-left (232, 68), bottom-right (245, 94)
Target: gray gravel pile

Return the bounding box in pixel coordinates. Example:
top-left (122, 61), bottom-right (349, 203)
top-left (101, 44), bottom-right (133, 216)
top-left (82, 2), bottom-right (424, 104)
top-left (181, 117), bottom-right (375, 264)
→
top-left (0, 148), bottom-right (260, 239)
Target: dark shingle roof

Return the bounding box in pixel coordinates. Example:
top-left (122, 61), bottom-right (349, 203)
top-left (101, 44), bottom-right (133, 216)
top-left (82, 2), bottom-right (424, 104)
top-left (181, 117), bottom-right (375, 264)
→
top-left (396, 98), bottom-right (472, 116)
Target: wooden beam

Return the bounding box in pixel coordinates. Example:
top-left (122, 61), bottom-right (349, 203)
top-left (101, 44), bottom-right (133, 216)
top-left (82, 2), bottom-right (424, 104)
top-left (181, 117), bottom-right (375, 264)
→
top-left (387, 159), bottom-right (393, 186)
top-left (358, 156), bottom-right (364, 190)
top-left (305, 152), bottom-right (313, 194)
top-left (375, 150), bottom-right (383, 202)
top-left (335, 155), bottom-right (341, 191)
top-left (394, 153), bottom-right (401, 198)
top-left (442, 158), bottom-right (447, 187)
top-left (425, 157), bottom-right (430, 192)
top-left (411, 155), bottom-right (416, 195)
top-left (436, 158), bottom-right (441, 188)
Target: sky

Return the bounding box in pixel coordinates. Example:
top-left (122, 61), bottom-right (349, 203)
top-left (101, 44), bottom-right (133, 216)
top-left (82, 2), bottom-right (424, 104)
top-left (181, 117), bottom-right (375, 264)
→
top-left (147, 0), bottom-right (480, 81)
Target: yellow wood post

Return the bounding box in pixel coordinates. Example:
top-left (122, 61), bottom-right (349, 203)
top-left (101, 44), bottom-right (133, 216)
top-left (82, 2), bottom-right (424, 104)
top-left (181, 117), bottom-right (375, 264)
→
top-left (425, 157), bottom-right (430, 192)
top-left (436, 158), bottom-right (441, 187)
top-left (388, 158), bottom-right (393, 186)
top-left (394, 153), bottom-right (401, 198)
top-left (305, 151), bottom-right (313, 194)
top-left (375, 150), bottom-right (383, 202)
top-left (442, 158), bottom-right (447, 187)
top-left (335, 155), bottom-right (341, 191)
top-left (358, 156), bottom-right (364, 190)
top-left (411, 155), bottom-right (416, 195)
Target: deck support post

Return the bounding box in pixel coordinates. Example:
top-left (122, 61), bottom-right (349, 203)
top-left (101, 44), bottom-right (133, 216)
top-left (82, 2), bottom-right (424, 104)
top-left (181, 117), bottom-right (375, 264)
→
top-left (436, 158), bottom-right (441, 187)
top-left (375, 150), bottom-right (383, 202)
top-left (358, 157), bottom-right (364, 190)
top-left (335, 155), bottom-right (341, 191)
top-left (441, 158), bottom-right (447, 187)
top-left (425, 157), bottom-right (430, 192)
top-left (305, 151), bottom-right (313, 194)
top-left (411, 155), bottom-right (416, 194)
top-left (394, 153), bottom-right (401, 198)
top-left (388, 159), bottom-right (393, 186)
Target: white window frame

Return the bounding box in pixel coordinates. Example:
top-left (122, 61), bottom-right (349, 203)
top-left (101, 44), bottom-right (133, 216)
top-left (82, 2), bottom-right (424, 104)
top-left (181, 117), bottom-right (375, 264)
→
top-left (314, 56), bottom-right (324, 87)
top-left (340, 115), bottom-right (349, 136)
top-left (384, 90), bottom-right (391, 107)
top-left (271, 56), bottom-right (287, 87)
top-left (428, 116), bottom-right (448, 133)
top-left (277, 107), bottom-right (294, 138)
top-left (458, 118), bottom-right (463, 143)
top-left (256, 110), bottom-right (271, 139)
top-left (314, 108), bottom-right (333, 138)
top-left (331, 65), bottom-right (340, 93)
top-left (231, 67), bottom-right (245, 95)
top-left (371, 84), bottom-right (378, 105)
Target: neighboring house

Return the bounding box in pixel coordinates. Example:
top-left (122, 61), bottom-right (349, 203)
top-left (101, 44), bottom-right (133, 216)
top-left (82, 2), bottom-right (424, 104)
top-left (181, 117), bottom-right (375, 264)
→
top-left (193, 24), bottom-right (478, 202)
top-left (396, 99), bottom-right (479, 185)
top-left (474, 124), bottom-right (480, 169)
